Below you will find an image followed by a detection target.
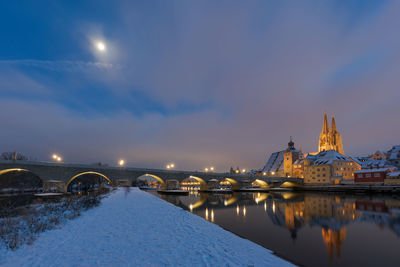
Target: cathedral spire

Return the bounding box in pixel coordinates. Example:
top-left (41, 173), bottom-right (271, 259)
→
top-left (331, 114), bottom-right (337, 133)
top-left (322, 112), bottom-right (330, 134)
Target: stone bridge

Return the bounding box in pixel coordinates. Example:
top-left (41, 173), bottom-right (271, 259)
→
top-left (0, 160), bottom-right (303, 191)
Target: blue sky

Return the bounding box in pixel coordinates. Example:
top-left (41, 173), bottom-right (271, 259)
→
top-left (0, 0), bottom-right (399, 170)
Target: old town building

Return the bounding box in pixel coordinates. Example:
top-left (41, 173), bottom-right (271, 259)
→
top-left (318, 112), bottom-right (344, 154)
top-left (261, 138), bottom-right (302, 177)
top-left (354, 168), bottom-right (390, 184)
top-left (304, 150), bottom-right (361, 185)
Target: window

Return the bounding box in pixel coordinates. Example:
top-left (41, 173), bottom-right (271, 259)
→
top-left (322, 168), bottom-right (325, 171)
top-left (357, 174), bottom-right (362, 178)
top-left (366, 173), bottom-right (371, 178)
top-left (374, 173), bottom-right (380, 178)
top-left (317, 174), bottom-right (320, 177)
top-left (317, 168), bottom-right (320, 171)
top-left (322, 174), bottom-right (326, 177)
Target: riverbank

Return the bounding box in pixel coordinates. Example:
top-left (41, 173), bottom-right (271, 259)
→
top-left (299, 185), bottom-right (400, 193)
top-left (1, 188), bottom-right (293, 266)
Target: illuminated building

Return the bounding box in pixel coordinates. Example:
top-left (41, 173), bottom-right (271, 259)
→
top-left (318, 112), bottom-right (344, 154)
top-left (261, 137), bottom-right (303, 177)
top-left (304, 150), bottom-right (361, 185)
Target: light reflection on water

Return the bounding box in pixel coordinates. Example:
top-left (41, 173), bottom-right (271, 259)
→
top-left (151, 190), bottom-right (400, 267)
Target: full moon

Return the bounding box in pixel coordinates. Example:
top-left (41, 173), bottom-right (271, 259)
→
top-left (96, 42), bottom-right (106, 51)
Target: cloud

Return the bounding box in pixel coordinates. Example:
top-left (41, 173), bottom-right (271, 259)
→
top-left (0, 59), bottom-right (117, 72)
top-left (1, 0), bottom-right (399, 170)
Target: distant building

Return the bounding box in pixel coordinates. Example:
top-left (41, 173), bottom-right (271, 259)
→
top-left (261, 138), bottom-right (302, 177)
top-left (354, 168), bottom-right (390, 184)
top-left (318, 112), bottom-right (344, 154)
top-left (304, 150), bottom-right (361, 185)
top-left (387, 145), bottom-right (400, 168)
top-left (385, 171), bottom-right (400, 185)
top-left (369, 150), bottom-right (387, 160)
top-left (360, 159), bottom-right (392, 169)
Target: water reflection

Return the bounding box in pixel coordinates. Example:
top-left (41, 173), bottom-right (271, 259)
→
top-left (151, 190), bottom-right (400, 267)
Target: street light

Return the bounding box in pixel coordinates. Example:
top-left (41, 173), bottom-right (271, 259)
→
top-left (210, 167), bottom-right (214, 171)
top-left (166, 163), bottom-right (175, 169)
top-left (52, 154), bottom-right (62, 162)
top-left (263, 172), bottom-right (267, 176)
top-left (205, 168), bottom-right (209, 172)
top-left (119, 159), bottom-right (125, 166)
top-left (242, 169), bottom-right (246, 173)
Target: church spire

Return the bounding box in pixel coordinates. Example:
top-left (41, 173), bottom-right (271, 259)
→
top-left (322, 112), bottom-right (330, 134)
top-left (331, 114), bottom-right (337, 133)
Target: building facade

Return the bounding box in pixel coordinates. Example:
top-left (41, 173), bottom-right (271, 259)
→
top-left (354, 168), bottom-right (389, 184)
top-left (261, 138), bottom-right (302, 177)
top-left (304, 150), bottom-right (361, 185)
top-left (318, 112), bottom-right (344, 154)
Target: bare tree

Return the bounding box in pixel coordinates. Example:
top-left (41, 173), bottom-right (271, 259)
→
top-left (1, 151), bottom-right (28, 161)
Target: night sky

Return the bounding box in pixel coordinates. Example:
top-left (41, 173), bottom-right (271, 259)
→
top-left (0, 0), bottom-right (399, 171)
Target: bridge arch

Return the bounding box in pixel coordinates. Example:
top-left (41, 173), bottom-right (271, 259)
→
top-left (137, 174), bottom-right (166, 189)
top-left (253, 179), bottom-right (270, 189)
top-left (280, 181), bottom-right (302, 188)
top-left (0, 168), bottom-right (43, 192)
top-left (221, 178), bottom-right (240, 191)
top-left (66, 171), bottom-right (112, 192)
top-left (187, 176), bottom-right (208, 190)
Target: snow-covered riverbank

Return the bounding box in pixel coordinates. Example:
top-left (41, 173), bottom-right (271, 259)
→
top-left (1, 188), bottom-right (293, 266)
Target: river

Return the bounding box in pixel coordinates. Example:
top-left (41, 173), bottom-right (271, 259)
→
top-left (150, 190), bottom-right (400, 267)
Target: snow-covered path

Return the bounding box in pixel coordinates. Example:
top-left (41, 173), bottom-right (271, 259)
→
top-left (1, 188), bottom-right (293, 266)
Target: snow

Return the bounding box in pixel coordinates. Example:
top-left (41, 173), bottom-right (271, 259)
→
top-left (0, 188), bottom-right (293, 267)
top-left (34, 193), bottom-right (63, 196)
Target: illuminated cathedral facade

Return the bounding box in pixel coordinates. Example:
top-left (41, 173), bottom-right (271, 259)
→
top-left (319, 112), bottom-right (344, 154)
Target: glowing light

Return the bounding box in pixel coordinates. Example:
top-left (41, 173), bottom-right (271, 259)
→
top-left (57, 157), bottom-right (62, 162)
top-left (211, 209), bottom-right (214, 222)
top-left (205, 168), bottom-right (209, 172)
top-left (243, 206), bottom-right (247, 217)
top-left (52, 154), bottom-right (58, 159)
top-left (235, 170), bottom-right (239, 174)
top-left (263, 172), bottom-right (267, 176)
top-left (210, 167), bottom-right (214, 171)
top-left (205, 208), bottom-right (209, 220)
top-left (242, 169), bottom-right (246, 173)
top-left (189, 204), bottom-right (193, 212)
top-left (236, 205), bottom-right (240, 216)
top-left (119, 159), bottom-right (125, 166)
top-left (271, 171), bottom-right (275, 175)
top-left (272, 201), bottom-right (276, 214)
top-left (166, 165), bottom-right (170, 169)
top-left (170, 163), bottom-right (175, 168)
top-left (264, 202), bottom-right (267, 211)
top-left (97, 42), bottom-right (106, 51)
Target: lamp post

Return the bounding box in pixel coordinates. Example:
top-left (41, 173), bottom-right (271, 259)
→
top-left (166, 163), bottom-right (175, 170)
top-left (52, 154), bottom-right (62, 163)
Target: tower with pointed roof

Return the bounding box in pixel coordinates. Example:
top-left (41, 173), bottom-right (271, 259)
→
top-left (330, 115), bottom-right (344, 154)
top-left (318, 112), bottom-right (344, 154)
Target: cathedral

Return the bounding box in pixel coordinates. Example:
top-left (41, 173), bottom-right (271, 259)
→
top-left (319, 112), bottom-right (344, 154)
